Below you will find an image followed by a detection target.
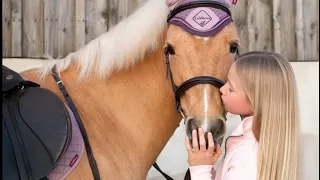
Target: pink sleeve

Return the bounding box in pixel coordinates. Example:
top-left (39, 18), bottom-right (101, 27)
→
top-left (189, 165), bottom-right (215, 180)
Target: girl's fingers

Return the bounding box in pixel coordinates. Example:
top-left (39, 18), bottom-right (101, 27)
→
top-left (207, 132), bottom-right (215, 152)
top-left (198, 128), bottom-right (206, 151)
top-left (212, 144), bottom-right (222, 161)
top-left (192, 130), bottom-right (199, 152)
top-left (216, 144), bottom-right (222, 155)
top-left (185, 136), bottom-right (192, 154)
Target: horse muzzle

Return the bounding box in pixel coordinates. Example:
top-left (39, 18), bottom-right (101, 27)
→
top-left (185, 117), bottom-right (226, 149)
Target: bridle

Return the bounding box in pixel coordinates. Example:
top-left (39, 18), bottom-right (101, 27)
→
top-left (164, 48), bottom-right (225, 120)
top-left (165, 1), bottom-right (234, 122)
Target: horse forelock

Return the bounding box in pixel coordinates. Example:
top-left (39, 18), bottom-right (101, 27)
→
top-left (38, 0), bottom-right (169, 80)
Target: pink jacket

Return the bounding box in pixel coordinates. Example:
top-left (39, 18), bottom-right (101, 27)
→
top-left (189, 116), bottom-right (258, 180)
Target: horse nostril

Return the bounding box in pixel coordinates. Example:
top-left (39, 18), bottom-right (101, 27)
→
top-left (186, 119), bottom-right (211, 148)
top-left (189, 119), bottom-right (198, 130)
top-left (186, 118), bottom-right (198, 143)
top-left (186, 118), bottom-right (198, 138)
top-left (208, 118), bottom-right (226, 143)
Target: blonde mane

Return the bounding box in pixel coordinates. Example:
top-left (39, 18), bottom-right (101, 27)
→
top-left (39, 0), bottom-right (169, 79)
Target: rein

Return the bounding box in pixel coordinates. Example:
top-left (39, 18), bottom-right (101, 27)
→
top-left (51, 67), bottom-right (101, 180)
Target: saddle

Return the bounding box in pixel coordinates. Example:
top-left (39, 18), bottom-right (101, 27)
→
top-left (2, 65), bottom-right (72, 180)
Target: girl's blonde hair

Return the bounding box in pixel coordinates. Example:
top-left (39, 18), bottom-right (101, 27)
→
top-left (235, 51), bottom-right (300, 180)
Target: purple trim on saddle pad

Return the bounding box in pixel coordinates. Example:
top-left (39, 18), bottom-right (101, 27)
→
top-left (20, 77), bottom-right (84, 179)
top-left (47, 105), bottom-right (84, 180)
top-left (167, 0), bottom-right (235, 37)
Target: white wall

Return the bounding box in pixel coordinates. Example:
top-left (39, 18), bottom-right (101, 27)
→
top-left (3, 59), bottom-right (319, 180)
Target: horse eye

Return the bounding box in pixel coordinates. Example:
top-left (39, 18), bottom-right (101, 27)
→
top-left (229, 43), bottom-right (239, 54)
top-left (166, 44), bottom-right (175, 55)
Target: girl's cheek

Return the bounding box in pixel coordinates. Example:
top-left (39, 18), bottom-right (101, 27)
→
top-left (221, 96), bottom-right (226, 105)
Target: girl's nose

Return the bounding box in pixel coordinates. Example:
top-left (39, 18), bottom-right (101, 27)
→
top-left (219, 85), bottom-right (225, 95)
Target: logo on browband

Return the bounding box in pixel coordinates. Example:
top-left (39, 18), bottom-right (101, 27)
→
top-left (193, 10), bottom-right (212, 27)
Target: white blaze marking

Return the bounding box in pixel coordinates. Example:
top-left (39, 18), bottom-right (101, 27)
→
top-left (194, 36), bottom-right (210, 42)
top-left (202, 87), bottom-right (209, 131)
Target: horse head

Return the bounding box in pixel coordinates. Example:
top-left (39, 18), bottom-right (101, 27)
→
top-left (165, 0), bottom-right (239, 146)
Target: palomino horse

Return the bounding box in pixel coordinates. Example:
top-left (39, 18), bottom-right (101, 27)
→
top-left (20, 0), bottom-right (239, 179)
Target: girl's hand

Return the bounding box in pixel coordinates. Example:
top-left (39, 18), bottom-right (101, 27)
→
top-left (185, 128), bottom-right (222, 166)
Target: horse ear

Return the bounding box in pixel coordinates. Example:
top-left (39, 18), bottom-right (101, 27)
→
top-left (166, 0), bottom-right (181, 10)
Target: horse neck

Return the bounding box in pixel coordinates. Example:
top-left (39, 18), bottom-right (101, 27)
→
top-left (101, 48), bottom-right (182, 172)
top-left (23, 46), bottom-right (181, 178)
